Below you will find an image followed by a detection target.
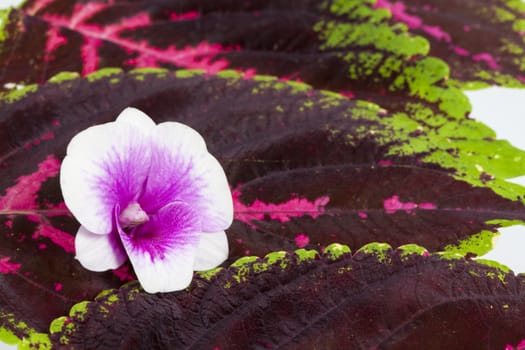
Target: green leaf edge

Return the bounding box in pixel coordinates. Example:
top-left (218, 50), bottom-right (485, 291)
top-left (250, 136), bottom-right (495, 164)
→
top-left (6, 241), bottom-right (510, 349)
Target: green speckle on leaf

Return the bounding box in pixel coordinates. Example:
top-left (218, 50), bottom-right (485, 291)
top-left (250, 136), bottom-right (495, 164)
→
top-left (230, 256), bottom-right (258, 268)
top-left (86, 67), bottom-right (123, 82)
top-left (474, 259), bottom-right (511, 283)
top-left (452, 78), bottom-right (490, 90)
top-left (231, 256), bottom-right (258, 283)
top-left (356, 243), bottom-right (392, 262)
top-left (120, 283), bottom-right (140, 301)
top-left (215, 70), bottom-right (242, 79)
top-left (175, 69), bottom-right (205, 78)
top-left (337, 266), bottom-right (353, 274)
top-left (436, 251), bottom-right (464, 260)
top-left (295, 248), bottom-right (319, 262)
top-left (252, 261), bottom-right (269, 273)
top-left (48, 71), bottom-right (80, 83)
top-left (324, 243), bottom-right (352, 260)
top-left (264, 251), bottom-right (288, 269)
top-left (507, 0), bottom-right (525, 12)
top-left (493, 7), bottom-right (516, 22)
top-left (0, 327), bottom-right (18, 345)
top-left (58, 335), bottom-right (69, 346)
top-left (469, 70), bottom-right (525, 88)
top-left (501, 38), bottom-right (524, 55)
top-left (269, 82), bottom-right (286, 90)
top-left (374, 96), bottom-right (525, 203)
top-left (325, 0), bottom-right (377, 18)
top-left (438, 86), bottom-right (471, 119)
top-left (0, 313), bottom-right (50, 349)
top-left (319, 90), bottom-right (344, 108)
top-left (98, 305), bottom-right (110, 315)
top-left (231, 265), bottom-right (253, 284)
top-left (316, 20), bottom-right (428, 58)
top-left (49, 316), bottom-right (68, 334)
top-left (486, 219), bottom-right (525, 228)
top-left (69, 301), bottom-right (90, 322)
top-left (2, 84), bottom-right (38, 103)
top-left (512, 19), bottom-right (525, 32)
top-left (105, 294), bottom-right (119, 305)
top-left (405, 103), bottom-right (446, 127)
top-left (129, 67), bottom-right (168, 79)
top-left (444, 230), bottom-right (498, 257)
top-left (355, 100), bottom-right (382, 112)
top-left (397, 244), bottom-right (429, 259)
top-left (475, 259), bottom-right (511, 274)
top-left (378, 55), bottom-right (404, 79)
top-left (379, 112), bottom-right (421, 143)
top-left (250, 255), bottom-right (287, 274)
top-left (389, 57), bottom-right (471, 119)
top-left (95, 288), bottom-right (115, 301)
top-left (197, 267), bottom-right (223, 281)
top-left (469, 270), bottom-right (481, 278)
top-left (18, 332), bottom-right (51, 350)
top-left (252, 75), bottom-right (277, 82)
top-left (0, 9), bottom-right (12, 42)
top-left (286, 80), bottom-right (312, 93)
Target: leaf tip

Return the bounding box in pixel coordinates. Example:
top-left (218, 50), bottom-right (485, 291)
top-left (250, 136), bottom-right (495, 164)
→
top-left (295, 248), bottom-right (319, 262)
top-left (355, 242), bottom-right (393, 262)
top-left (396, 244), bottom-right (428, 260)
top-left (130, 67), bottom-right (169, 81)
top-left (48, 71), bottom-right (80, 84)
top-left (197, 266), bottom-right (223, 281)
top-left (175, 69), bottom-right (205, 79)
top-left (86, 67), bottom-right (123, 82)
top-left (324, 243), bottom-right (352, 261)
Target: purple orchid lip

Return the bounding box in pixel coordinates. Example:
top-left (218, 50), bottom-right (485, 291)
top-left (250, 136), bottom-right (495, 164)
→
top-left (60, 107), bottom-right (233, 293)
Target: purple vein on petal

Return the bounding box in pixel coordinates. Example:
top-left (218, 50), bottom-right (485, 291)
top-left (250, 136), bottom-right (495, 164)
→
top-left (115, 201), bottom-right (201, 263)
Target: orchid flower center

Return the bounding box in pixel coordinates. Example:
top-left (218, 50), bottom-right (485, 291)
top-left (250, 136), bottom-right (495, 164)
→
top-left (119, 202), bottom-right (149, 228)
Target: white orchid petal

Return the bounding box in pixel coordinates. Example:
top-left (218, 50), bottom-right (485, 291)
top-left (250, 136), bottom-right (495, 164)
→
top-left (126, 248), bottom-right (195, 293)
top-left (193, 231), bottom-right (229, 271)
top-left (116, 201), bottom-right (201, 293)
top-left (75, 226), bottom-right (127, 271)
top-left (62, 108), bottom-right (232, 292)
top-left (60, 121), bottom-right (151, 234)
top-left (140, 122), bottom-right (233, 232)
top-left (115, 107), bottom-right (156, 130)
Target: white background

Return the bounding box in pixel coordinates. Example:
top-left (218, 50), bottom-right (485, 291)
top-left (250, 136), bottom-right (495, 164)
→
top-left (465, 87), bottom-right (525, 272)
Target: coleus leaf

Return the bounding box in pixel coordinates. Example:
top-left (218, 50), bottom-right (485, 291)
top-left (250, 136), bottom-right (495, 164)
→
top-left (1, 68), bottom-right (525, 336)
top-left (0, 0), bottom-right (490, 118)
top-left (45, 243), bottom-right (525, 349)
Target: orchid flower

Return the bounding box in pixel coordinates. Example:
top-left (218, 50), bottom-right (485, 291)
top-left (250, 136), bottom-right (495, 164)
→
top-left (60, 107), bottom-right (233, 293)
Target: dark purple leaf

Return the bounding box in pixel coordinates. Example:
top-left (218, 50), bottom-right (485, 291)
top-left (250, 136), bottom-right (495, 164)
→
top-left (3, 0), bottom-right (521, 206)
top-left (48, 243), bottom-right (525, 349)
top-left (1, 69), bottom-right (524, 336)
